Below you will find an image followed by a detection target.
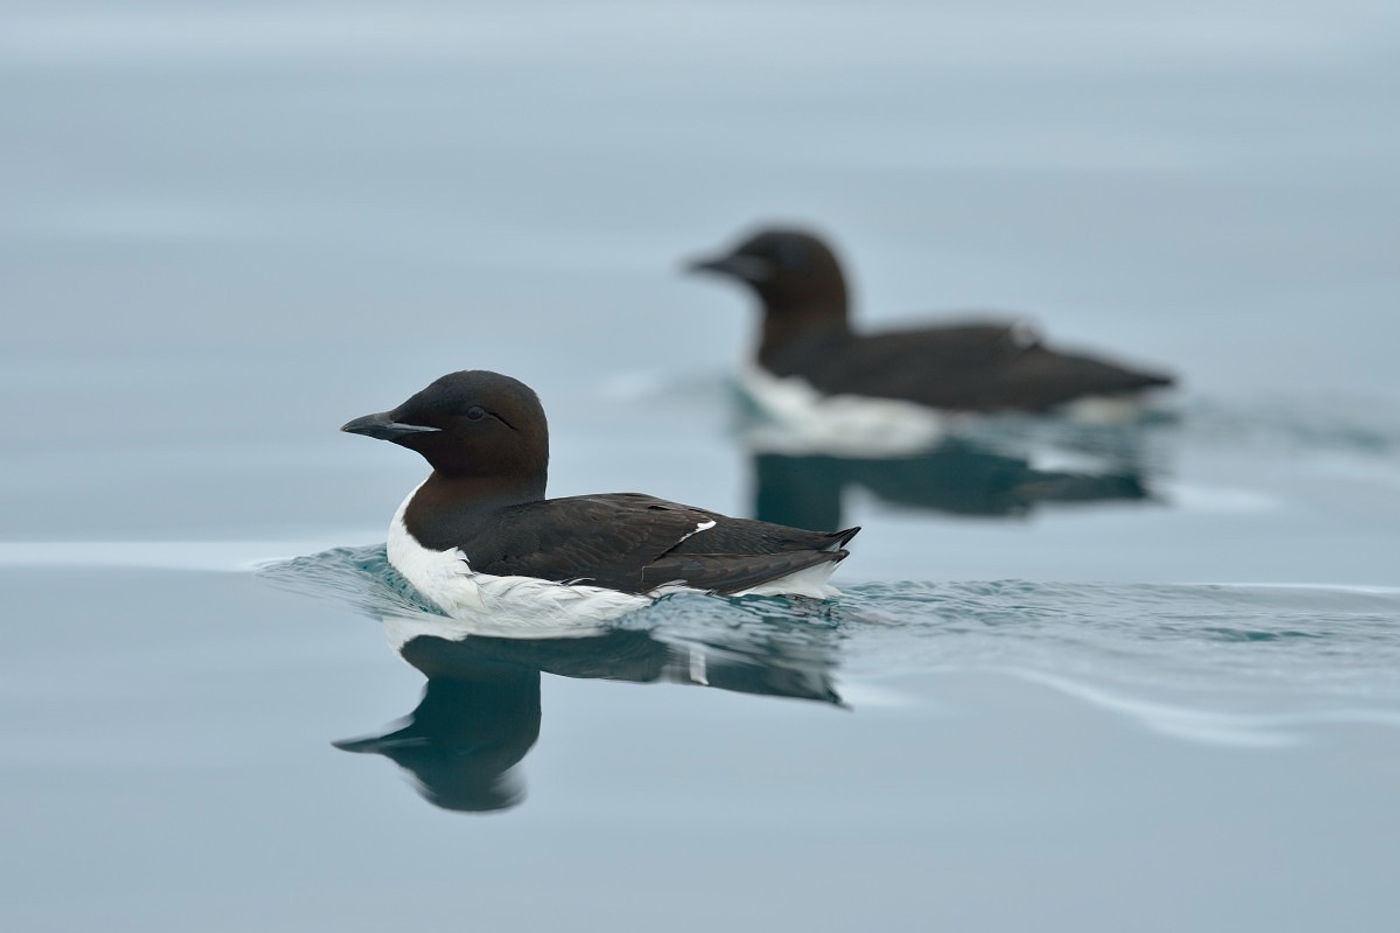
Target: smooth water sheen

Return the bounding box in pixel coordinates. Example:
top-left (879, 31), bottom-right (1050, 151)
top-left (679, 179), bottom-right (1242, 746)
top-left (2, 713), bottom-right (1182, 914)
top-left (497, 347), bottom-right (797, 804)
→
top-left (3, 1), bottom-right (1400, 931)
top-left (268, 545), bottom-right (1400, 748)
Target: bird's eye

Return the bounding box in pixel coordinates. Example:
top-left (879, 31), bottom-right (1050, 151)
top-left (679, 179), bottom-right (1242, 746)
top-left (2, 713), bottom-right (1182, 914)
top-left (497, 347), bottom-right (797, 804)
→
top-left (465, 406), bottom-right (486, 421)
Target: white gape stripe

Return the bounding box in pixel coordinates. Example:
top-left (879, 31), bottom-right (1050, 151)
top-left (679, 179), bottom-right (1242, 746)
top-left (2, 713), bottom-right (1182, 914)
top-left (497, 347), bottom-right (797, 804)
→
top-left (385, 483), bottom-right (842, 632)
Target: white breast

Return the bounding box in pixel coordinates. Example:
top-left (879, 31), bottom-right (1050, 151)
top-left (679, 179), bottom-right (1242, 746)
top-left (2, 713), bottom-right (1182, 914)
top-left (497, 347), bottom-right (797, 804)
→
top-left (386, 483), bottom-right (651, 635)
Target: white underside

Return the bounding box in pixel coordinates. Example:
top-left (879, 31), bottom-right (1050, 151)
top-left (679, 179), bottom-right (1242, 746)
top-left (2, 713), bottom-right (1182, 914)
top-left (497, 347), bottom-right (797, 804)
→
top-left (385, 482), bottom-right (840, 638)
top-left (736, 362), bottom-right (1155, 456)
top-left (727, 560), bottom-right (841, 598)
top-left (1056, 393), bottom-right (1152, 424)
top-left (736, 362), bottom-right (954, 456)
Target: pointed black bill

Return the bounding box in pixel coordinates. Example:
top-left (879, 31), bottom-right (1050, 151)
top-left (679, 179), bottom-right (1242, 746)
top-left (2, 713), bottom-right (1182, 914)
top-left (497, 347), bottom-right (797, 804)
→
top-left (340, 411), bottom-right (442, 441)
top-left (332, 732), bottom-right (425, 754)
top-left (684, 253), bottom-right (774, 282)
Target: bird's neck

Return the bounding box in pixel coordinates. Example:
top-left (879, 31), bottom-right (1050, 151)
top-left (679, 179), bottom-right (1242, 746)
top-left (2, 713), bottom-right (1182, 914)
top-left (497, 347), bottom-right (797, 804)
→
top-left (758, 300), bottom-right (852, 368)
top-left (403, 470), bottom-right (546, 548)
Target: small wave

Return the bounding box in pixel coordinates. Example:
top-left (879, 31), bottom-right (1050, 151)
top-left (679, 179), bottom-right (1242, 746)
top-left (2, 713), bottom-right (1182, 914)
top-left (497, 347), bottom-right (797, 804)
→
top-left (1005, 669), bottom-right (1400, 747)
top-left (1184, 395), bottom-right (1400, 458)
top-left (262, 547), bottom-right (1400, 744)
top-left (260, 543), bottom-right (436, 616)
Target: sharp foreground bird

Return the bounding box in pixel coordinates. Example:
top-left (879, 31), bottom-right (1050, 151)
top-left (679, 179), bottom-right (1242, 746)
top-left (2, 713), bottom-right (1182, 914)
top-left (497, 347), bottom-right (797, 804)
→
top-left (342, 370), bottom-right (858, 625)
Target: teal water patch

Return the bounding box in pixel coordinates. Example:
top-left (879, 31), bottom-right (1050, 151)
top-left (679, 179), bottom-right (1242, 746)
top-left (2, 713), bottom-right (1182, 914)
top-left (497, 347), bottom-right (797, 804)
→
top-left (261, 544), bottom-right (436, 616)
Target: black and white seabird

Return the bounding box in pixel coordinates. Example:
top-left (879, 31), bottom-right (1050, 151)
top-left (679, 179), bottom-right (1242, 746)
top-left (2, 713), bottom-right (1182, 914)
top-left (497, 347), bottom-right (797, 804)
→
top-left (342, 371), bottom-right (858, 623)
top-left (686, 227), bottom-right (1175, 430)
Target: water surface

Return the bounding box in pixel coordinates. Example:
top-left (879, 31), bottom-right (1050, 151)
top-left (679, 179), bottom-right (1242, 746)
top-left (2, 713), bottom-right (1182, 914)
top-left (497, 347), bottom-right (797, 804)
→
top-left (3, 1), bottom-right (1399, 930)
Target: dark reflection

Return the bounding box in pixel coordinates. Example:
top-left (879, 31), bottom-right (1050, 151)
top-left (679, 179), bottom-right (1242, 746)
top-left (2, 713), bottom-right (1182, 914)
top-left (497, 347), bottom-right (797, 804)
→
top-left (336, 665), bottom-right (539, 812)
top-left (752, 437), bottom-right (1154, 530)
top-left (337, 618), bottom-right (842, 814)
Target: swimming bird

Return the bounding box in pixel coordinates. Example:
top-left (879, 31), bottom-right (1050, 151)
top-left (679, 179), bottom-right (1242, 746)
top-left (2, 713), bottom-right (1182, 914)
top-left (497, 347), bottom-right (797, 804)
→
top-left (342, 370), bottom-right (858, 623)
top-left (686, 227), bottom-right (1174, 419)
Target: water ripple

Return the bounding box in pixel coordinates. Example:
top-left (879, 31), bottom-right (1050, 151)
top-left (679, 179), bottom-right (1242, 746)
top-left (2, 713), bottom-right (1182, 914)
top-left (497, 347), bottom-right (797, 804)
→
top-left (262, 546), bottom-right (1400, 745)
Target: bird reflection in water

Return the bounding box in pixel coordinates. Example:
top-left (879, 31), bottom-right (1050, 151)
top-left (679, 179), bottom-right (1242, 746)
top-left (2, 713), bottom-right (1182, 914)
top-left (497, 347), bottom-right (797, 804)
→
top-left (335, 613), bottom-right (843, 814)
top-left (750, 436), bottom-right (1155, 531)
top-left (722, 339), bottom-right (1176, 530)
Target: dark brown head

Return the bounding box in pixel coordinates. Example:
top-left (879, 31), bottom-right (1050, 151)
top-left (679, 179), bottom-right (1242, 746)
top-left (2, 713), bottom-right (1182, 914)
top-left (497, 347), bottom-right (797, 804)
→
top-left (342, 370), bottom-right (549, 497)
top-left (686, 227), bottom-right (850, 322)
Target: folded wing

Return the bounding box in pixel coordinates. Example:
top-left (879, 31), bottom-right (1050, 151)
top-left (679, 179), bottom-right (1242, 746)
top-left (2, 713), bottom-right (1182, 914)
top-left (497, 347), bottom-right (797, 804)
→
top-left (803, 322), bottom-right (1172, 412)
top-left (465, 493), bottom-right (858, 596)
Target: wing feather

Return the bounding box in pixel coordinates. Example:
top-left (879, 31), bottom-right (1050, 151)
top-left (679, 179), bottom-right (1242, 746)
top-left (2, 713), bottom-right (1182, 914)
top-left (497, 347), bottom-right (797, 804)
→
top-left (791, 325), bottom-right (1171, 412)
top-left (461, 494), bottom-right (857, 596)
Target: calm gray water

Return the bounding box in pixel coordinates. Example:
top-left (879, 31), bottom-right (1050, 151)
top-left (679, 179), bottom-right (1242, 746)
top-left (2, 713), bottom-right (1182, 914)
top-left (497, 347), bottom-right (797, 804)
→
top-left (4, 2), bottom-right (1399, 930)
